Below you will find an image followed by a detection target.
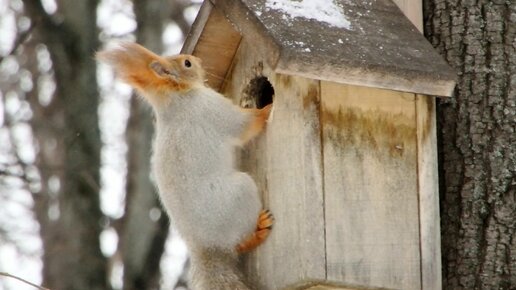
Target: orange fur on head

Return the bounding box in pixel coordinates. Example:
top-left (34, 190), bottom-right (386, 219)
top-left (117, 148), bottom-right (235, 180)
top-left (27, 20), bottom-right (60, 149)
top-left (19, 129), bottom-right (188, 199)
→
top-left (96, 42), bottom-right (204, 106)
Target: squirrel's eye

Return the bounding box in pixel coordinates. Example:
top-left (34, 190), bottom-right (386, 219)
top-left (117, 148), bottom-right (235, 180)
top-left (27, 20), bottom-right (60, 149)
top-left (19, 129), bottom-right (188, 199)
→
top-left (184, 59), bottom-right (192, 68)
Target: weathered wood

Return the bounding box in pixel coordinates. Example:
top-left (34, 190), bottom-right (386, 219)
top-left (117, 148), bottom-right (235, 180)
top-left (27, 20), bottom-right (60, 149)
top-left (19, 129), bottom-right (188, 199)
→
top-left (211, 0), bottom-right (282, 69)
top-left (180, 2), bottom-right (447, 289)
top-left (274, 64), bottom-right (454, 99)
top-left (391, 0), bottom-right (423, 32)
top-left (213, 0), bottom-right (456, 96)
top-left (185, 4), bottom-right (241, 90)
top-left (392, 3), bottom-right (441, 289)
top-left (222, 38), bottom-right (326, 290)
top-left (301, 287), bottom-right (384, 290)
top-left (321, 82), bottom-right (421, 290)
top-left (283, 280), bottom-right (398, 290)
top-left (184, 0), bottom-right (456, 96)
top-left (416, 96), bottom-right (441, 290)
top-left (181, 0), bottom-right (213, 54)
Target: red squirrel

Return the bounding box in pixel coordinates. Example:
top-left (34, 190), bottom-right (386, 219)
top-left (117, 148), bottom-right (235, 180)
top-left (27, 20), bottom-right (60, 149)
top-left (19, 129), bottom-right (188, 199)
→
top-left (96, 42), bottom-right (273, 290)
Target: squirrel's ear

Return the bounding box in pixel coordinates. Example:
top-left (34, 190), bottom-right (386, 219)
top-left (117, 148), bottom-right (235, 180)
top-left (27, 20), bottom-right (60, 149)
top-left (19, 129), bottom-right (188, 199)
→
top-left (149, 61), bottom-right (169, 77)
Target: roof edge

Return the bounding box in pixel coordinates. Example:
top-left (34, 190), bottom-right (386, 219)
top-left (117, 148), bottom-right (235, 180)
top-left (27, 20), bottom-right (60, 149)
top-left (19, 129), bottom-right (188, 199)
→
top-left (276, 61), bottom-right (456, 97)
top-left (181, 0), bottom-right (213, 54)
top-left (212, 0), bottom-right (282, 69)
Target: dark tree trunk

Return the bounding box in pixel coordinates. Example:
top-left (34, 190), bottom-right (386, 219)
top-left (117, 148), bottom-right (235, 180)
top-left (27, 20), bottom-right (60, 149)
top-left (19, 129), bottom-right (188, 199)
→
top-left (424, 1), bottom-right (515, 289)
top-left (119, 1), bottom-right (170, 289)
top-left (22, 0), bottom-right (108, 289)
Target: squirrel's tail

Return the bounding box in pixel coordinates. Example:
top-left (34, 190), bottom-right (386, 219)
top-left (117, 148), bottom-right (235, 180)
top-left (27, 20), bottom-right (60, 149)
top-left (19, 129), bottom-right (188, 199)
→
top-left (189, 247), bottom-right (252, 290)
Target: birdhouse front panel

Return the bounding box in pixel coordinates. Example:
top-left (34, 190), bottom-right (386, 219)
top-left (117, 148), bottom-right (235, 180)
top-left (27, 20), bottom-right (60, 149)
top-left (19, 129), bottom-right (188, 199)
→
top-left (222, 38), bottom-right (327, 289)
top-left (321, 82), bottom-right (421, 288)
top-left (219, 35), bottom-right (431, 289)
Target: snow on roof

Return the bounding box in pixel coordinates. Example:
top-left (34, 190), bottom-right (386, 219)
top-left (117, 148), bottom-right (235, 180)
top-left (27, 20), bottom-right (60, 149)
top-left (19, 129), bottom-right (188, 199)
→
top-left (264, 0), bottom-right (351, 30)
top-left (183, 0), bottom-right (457, 96)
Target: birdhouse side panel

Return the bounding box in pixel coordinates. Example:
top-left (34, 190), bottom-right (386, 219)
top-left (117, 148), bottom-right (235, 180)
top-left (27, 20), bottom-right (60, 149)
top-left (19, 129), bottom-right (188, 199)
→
top-left (184, 3), bottom-right (241, 91)
top-left (321, 82), bottom-right (421, 290)
top-left (222, 38), bottom-right (326, 289)
top-left (415, 96), bottom-right (441, 290)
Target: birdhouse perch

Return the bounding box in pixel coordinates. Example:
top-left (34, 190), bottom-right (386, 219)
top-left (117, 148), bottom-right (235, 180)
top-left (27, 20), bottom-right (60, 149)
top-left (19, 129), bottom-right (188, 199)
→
top-left (182, 0), bottom-right (456, 289)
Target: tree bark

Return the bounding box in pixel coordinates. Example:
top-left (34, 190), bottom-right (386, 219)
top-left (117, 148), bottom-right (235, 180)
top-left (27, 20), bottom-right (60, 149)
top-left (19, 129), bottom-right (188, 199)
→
top-left (22, 0), bottom-right (108, 289)
top-left (119, 1), bottom-right (170, 289)
top-left (424, 1), bottom-right (515, 289)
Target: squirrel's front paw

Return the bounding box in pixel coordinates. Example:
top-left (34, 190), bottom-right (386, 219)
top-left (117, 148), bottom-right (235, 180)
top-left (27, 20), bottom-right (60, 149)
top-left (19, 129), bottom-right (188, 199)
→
top-left (236, 209), bottom-right (274, 253)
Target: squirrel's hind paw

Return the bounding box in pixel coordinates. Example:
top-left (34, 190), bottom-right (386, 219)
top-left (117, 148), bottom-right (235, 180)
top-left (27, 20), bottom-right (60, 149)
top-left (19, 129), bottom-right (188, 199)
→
top-left (236, 209), bottom-right (274, 253)
top-left (258, 209), bottom-right (274, 230)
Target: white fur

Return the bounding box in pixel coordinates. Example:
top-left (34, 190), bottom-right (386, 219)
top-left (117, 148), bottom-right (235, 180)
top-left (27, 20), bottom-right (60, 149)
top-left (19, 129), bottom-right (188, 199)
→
top-left (150, 87), bottom-right (262, 251)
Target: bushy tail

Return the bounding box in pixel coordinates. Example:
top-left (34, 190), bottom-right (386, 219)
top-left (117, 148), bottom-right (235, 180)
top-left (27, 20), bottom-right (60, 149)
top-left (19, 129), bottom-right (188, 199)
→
top-left (189, 247), bottom-right (252, 290)
top-left (95, 42), bottom-right (170, 94)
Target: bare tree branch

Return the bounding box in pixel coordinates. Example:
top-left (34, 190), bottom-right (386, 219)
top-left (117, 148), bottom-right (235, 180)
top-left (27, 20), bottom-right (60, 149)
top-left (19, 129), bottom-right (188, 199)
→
top-left (0, 272), bottom-right (50, 290)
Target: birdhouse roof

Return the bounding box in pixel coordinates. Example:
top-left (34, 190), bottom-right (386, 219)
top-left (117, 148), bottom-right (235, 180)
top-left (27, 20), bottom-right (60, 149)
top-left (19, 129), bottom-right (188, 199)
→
top-left (182, 0), bottom-right (457, 97)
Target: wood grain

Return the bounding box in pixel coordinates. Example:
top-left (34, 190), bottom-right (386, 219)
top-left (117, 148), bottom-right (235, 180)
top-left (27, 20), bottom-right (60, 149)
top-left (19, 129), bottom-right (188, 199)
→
top-left (416, 96), bottom-right (441, 290)
top-left (321, 82), bottom-right (421, 290)
top-left (282, 280), bottom-right (398, 290)
top-left (180, 2), bottom-right (446, 289)
top-left (393, 3), bottom-right (442, 289)
top-left (187, 5), bottom-right (241, 90)
top-left (391, 0), bottom-right (423, 32)
top-left (229, 0), bottom-right (456, 96)
top-left (181, 0), bottom-right (213, 54)
top-left (222, 38), bottom-right (326, 290)
top-left (184, 0), bottom-right (456, 96)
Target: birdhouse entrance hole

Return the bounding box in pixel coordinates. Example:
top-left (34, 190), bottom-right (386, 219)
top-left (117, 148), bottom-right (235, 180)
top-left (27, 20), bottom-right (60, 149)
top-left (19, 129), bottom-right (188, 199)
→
top-left (247, 76), bottom-right (274, 109)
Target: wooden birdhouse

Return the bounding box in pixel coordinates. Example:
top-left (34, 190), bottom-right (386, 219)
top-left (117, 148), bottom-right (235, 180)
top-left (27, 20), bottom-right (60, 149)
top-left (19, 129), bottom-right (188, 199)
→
top-left (182, 0), bottom-right (456, 290)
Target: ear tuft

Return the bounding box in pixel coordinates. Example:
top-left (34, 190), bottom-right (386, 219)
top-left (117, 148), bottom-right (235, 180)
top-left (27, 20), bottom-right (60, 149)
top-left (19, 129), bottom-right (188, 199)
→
top-left (149, 61), bottom-right (168, 77)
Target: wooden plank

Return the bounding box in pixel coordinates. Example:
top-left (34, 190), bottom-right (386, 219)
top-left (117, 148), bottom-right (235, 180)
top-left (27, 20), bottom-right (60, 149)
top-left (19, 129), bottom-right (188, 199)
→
top-left (181, 0), bottom-right (213, 54)
top-left (392, 3), bottom-right (442, 289)
top-left (302, 287), bottom-right (383, 290)
top-left (301, 287), bottom-right (388, 290)
top-left (415, 96), bottom-right (441, 290)
top-left (212, 0), bottom-right (282, 69)
top-left (275, 65), bottom-right (455, 98)
top-left (221, 38), bottom-right (326, 290)
top-left (283, 280), bottom-right (398, 290)
top-left (187, 5), bottom-right (242, 90)
top-left (228, 0), bottom-right (456, 97)
top-left (321, 82), bottom-right (421, 290)
top-left (184, 0), bottom-right (455, 96)
top-left (391, 0), bottom-right (423, 32)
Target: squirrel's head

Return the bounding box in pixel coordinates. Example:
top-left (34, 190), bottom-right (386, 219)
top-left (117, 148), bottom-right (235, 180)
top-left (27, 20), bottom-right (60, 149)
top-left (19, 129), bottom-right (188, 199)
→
top-left (96, 42), bottom-right (206, 107)
top-left (155, 55), bottom-right (205, 88)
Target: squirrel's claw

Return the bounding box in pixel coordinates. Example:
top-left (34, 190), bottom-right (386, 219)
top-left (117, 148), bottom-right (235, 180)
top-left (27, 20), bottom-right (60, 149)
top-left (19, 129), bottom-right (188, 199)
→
top-left (236, 209), bottom-right (274, 253)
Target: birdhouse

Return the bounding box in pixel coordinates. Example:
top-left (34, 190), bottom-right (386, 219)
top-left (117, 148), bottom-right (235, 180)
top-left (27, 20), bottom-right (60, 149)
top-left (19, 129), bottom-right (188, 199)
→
top-left (182, 0), bottom-right (456, 290)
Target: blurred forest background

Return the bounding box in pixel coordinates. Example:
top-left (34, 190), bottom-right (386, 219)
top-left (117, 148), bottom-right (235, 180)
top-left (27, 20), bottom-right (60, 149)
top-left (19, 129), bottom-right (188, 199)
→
top-left (0, 0), bottom-right (198, 289)
top-left (0, 0), bottom-right (514, 290)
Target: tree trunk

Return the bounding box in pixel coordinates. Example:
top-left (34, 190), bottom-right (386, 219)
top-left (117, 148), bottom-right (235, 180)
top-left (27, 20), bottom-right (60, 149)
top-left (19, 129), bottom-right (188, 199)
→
top-left (23, 0), bottom-right (108, 289)
top-left (121, 0), bottom-right (169, 290)
top-left (424, 1), bottom-right (515, 289)
top-left (120, 1), bottom-right (170, 290)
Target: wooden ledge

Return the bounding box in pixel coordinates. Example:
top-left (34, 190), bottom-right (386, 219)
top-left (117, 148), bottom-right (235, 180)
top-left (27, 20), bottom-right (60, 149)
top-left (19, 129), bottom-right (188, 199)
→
top-left (282, 281), bottom-right (398, 290)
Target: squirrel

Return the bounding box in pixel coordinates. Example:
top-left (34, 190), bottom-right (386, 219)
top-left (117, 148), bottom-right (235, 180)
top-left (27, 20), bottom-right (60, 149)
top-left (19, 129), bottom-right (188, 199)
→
top-left (96, 42), bottom-right (274, 290)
